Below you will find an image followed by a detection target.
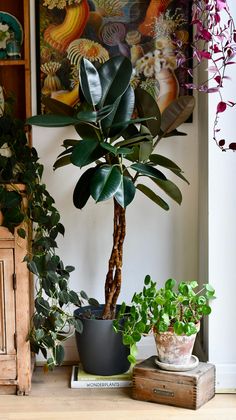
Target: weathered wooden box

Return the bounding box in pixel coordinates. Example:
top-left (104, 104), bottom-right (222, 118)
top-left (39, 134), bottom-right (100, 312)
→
top-left (132, 356), bottom-right (215, 410)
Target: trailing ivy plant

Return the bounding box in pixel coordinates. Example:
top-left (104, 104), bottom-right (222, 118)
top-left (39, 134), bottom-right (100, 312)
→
top-left (0, 111), bottom-right (97, 370)
top-left (114, 275), bottom-right (216, 364)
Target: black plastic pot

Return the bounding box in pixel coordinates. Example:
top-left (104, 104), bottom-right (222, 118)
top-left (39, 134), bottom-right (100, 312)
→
top-left (74, 305), bottom-right (130, 376)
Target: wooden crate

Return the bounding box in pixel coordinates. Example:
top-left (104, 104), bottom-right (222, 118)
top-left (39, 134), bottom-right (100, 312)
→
top-left (132, 356), bottom-right (215, 410)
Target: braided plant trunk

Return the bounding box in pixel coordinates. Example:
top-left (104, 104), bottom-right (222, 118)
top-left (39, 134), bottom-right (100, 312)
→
top-left (102, 199), bottom-right (126, 319)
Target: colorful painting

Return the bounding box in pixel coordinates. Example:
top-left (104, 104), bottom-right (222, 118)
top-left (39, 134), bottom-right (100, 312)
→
top-left (35, 0), bottom-right (192, 114)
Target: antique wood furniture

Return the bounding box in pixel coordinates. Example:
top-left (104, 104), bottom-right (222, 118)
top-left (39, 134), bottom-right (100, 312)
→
top-left (133, 356), bottom-right (215, 410)
top-left (0, 194), bottom-right (31, 395)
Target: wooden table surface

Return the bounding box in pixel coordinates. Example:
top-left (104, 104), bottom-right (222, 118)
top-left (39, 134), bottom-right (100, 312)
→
top-left (0, 366), bottom-right (235, 420)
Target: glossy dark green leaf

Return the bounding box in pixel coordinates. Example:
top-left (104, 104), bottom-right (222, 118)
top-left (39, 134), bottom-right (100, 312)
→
top-left (73, 318), bottom-right (83, 334)
top-left (71, 139), bottom-right (104, 168)
top-left (135, 87), bottom-right (161, 136)
top-left (114, 175), bottom-right (136, 208)
top-left (136, 184), bottom-right (169, 210)
top-left (53, 155), bottom-right (71, 170)
top-left (161, 96), bottom-right (195, 134)
top-left (73, 167), bottom-right (97, 209)
top-left (115, 134), bottom-right (150, 148)
top-left (69, 290), bottom-right (81, 306)
top-left (54, 345), bottom-right (65, 366)
top-left (98, 56), bottom-right (132, 106)
top-left (76, 105), bottom-right (114, 124)
top-left (80, 58), bottom-right (102, 106)
top-left (151, 178), bottom-right (182, 205)
top-left (139, 140), bottom-right (153, 162)
top-left (27, 114), bottom-right (79, 127)
top-left (100, 142), bottom-right (117, 155)
top-left (149, 154), bottom-right (189, 184)
top-left (74, 122), bottom-right (101, 142)
top-left (91, 166), bottom-right (122, 202)
top-left (131, 163), bottom-right (166, 180)
top-left (63, 139), bottom-right (80, 148)
top-left (42, 97), bottom-right (74, 116)
top-left (102, 86), bottom-right (135, 137)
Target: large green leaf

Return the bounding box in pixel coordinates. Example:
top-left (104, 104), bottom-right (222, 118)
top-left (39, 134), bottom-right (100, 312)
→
top-left (102, 86), bottom-right (135, 138)
top-left (135, 88), bottom-right (161, 137)
top-left (131, 163), bottom-right (166, 180)
top-left (138, 126), bottom-right (153, 162)
top-left (74, 122), bottom-right (101, 142)
top-left (80, 58), bottom-right (102, 106)
top-left (136, 184), bottom-right (169, 210)
top-left (73, 167), bottom-right (97, 209)
top-left (53, 155), bottom-right (71, 170)
top-left (98, 56), bottom-right (132, 106)
top-left (114, 175), bottom-right (136, 208)
top-left (115, 134), bottom-right (150, 148)
top-left (27, 114), bottom-right (79, 127)
top-left (151, 178), bottom-right (182, 205)
top-left (149, 154), bottom-right (189, 184)
top-left (161, 96), bottom-right (195, 134)
top-left (91, 165), bottom-right (122, 202)
top-left (75, 105), bottom-right (114, 124)
top-left (71, 139), bottom-right (104, 168)
top-left (42, 97), bottom-right (74, 116)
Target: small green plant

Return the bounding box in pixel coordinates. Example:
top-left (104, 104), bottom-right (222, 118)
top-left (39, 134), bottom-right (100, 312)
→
top-left (114, 275), bottom-right (216, 364)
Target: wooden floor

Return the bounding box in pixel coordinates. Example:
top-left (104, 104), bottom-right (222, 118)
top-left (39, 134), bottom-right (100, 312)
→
top-left (0, 366), bottom-right (235, 420)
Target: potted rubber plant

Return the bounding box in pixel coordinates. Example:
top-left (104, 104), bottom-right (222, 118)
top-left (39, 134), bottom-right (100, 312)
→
top-left (28, 55), bottom-right (195, 374)
top-left (114, 275), bottom-right (216, 368)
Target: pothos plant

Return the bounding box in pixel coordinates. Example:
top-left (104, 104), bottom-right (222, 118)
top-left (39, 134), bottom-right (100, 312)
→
top-left (114, 275), bottom-right (216, 364)
top-left (28, 55), bottom-right (195, 320)
top-left (0, 109), bottom-right (97, 370)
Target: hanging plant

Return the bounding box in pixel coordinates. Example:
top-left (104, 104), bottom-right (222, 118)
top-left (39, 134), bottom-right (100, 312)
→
top-left (0, 109), bottom-right (97, 370)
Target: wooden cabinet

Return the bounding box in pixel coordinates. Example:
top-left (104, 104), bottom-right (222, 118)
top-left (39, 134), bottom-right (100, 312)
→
top-left (0, 225), bottom-right (32, 395)
top-left (0, 0), bottom-right (31, 119)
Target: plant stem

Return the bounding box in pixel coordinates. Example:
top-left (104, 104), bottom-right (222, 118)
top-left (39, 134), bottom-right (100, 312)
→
top-left (102, 199), bottom-right (126, 319)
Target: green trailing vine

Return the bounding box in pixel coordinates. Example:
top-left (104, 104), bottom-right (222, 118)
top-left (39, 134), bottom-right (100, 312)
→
top-left (0, 110), bottom-right (96, 370)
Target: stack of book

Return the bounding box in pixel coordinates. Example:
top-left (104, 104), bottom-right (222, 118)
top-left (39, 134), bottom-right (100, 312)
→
top-left (71, 365), bottom-right (132, 389)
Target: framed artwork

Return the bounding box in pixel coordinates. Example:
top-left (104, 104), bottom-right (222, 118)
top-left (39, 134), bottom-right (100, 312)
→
top-left (35, 0), bottom-right (192, 115)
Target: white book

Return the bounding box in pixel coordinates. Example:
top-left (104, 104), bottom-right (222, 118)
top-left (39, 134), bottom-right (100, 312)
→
top-left (70, 365), bottom-right (132, 389)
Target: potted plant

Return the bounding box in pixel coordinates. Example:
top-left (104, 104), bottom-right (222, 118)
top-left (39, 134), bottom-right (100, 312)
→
top-left (114, 275), bottom-right (216, 368)
top-left (0, 103), bottom-right (96, 370)
top-left (28, 54), bottom-right (195, 374)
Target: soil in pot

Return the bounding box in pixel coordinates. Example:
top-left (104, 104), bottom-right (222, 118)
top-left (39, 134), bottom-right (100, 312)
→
top-left (74, 305), bottom-right (130, 376)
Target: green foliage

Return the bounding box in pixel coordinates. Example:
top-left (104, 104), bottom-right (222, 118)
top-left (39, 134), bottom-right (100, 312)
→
top-left (28, 56), bottom-right (194, 211)
top-left (115, 275), bottom-right (216, 365)
top-left (0, 113), bottom-right (98, 370)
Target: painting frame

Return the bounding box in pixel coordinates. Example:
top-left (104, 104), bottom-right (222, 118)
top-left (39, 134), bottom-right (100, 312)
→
top-left (35, 0), bottom-right (193, 118)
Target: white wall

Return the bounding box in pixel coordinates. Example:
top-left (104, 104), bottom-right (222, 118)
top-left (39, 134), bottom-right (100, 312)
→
top-left (30, 4), bottom-right (199, 362)
top-left (207, 0), bottom-right (236, 391)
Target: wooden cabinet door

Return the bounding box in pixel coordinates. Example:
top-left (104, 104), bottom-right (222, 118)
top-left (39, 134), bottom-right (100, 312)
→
top-left (0, 249), bottom-right (16, 380)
